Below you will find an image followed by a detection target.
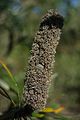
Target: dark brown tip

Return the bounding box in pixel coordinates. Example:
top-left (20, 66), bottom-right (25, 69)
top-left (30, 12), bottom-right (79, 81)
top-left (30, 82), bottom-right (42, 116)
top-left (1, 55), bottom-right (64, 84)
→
top-left (40, 9), bottom-right (64, 30)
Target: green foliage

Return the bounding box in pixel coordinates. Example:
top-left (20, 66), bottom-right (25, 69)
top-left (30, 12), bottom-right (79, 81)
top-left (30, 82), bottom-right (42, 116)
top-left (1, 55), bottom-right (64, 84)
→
top-left (0, 60), bottom-right (20, 106)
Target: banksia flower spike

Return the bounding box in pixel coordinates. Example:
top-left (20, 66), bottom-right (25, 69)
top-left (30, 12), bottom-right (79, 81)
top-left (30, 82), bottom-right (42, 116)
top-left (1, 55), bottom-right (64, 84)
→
top-left (23, 9), bottom-right (64, 111)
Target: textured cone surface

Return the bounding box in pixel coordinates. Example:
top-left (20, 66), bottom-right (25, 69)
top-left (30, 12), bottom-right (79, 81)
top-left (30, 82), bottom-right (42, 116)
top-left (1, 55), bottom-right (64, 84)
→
top-left (23, 9), bottom-right (64, 110)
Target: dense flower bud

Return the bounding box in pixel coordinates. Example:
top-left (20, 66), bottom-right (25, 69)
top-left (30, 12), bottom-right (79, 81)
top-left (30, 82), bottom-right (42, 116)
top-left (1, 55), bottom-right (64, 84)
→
top-left (23, 9), bottom-right (64, 110)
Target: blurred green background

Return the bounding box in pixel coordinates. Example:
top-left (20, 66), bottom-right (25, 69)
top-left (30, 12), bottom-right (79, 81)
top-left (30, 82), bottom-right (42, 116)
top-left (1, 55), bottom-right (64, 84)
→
top-left (0, 0), bottom-right (80, 119)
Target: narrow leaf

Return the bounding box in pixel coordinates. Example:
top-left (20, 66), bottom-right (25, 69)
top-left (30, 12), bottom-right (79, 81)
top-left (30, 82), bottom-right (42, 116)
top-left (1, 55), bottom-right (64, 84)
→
top-left (41, 106), bottom-right (64, 114)
top-left (0, 60), bottom-right (20, 105)
top-left (32, 112), bottom-right (44, 118)
top-left (53, 106), bottom-right (64, 114)
top-left (0, 86), bottom-right (16, 106)
top-left (41, 107), bottom-right (54, 113)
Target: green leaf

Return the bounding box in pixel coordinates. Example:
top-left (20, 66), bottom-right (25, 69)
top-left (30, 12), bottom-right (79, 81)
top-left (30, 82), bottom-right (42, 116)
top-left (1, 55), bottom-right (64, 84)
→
top-left (51, 102), bottom-right (60, 109)
top-left (32, 111), bottom-right (44, 118)
top-left (0, 60), bottom-right (20, 105)
top-left (0, 86), bottom-right (16, 106)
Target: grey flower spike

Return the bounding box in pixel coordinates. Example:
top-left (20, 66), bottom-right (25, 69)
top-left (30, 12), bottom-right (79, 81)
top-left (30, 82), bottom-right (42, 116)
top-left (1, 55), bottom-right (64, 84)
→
top-left (23, 9), bottom-right (64, 111)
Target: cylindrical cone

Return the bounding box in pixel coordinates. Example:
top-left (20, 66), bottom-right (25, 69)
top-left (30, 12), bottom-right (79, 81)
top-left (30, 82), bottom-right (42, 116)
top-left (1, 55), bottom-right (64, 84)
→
top-left (23, 9), bottom-right (64, 111)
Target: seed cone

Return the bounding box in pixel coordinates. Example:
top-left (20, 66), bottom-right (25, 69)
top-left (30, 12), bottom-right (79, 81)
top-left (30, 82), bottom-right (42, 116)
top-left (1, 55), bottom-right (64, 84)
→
top-left (23, 9), bottom-right (64, 110)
